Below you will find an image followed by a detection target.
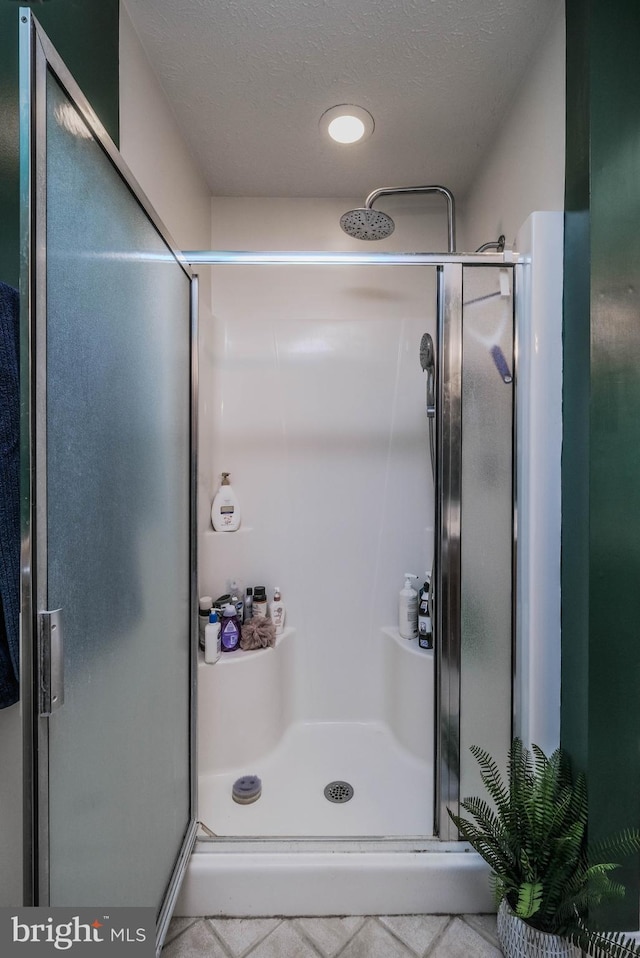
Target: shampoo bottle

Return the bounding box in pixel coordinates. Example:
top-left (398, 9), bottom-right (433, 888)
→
top-left (211, 473), bottom-right (241, 531)
top-left (418, 574), bottom-right (433, 649)
top-left (244, 587), bottom-right (253, 622)
top-left (204, 612), bottom-right (221, 664)
top-left (252, 586), bottom-right (268, 619)
top-left (398, 573), bottom-right (419, 639)
top-left (269, 587), bottom-right (286, 635)
top-left (198, 595), bottom-right (213, 651)
top-left (220, 604), bottom-right (241, 652)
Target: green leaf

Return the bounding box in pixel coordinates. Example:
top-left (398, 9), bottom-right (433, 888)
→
top-left (515, 881), bottom-right (543, 919)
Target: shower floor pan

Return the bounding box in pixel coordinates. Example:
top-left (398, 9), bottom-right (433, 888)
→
top-left (198, 719), bottom-right (433, 837)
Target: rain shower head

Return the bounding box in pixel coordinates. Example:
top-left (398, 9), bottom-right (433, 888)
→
top-left (339, 207), bottom-right (395, 241)
top-left (339, 184), bottom-right (456, 251)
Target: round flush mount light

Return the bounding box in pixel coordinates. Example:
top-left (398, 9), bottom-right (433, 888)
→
top-left (320, 105), bottom-right (374, 144)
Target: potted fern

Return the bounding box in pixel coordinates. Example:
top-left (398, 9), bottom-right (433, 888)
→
top-left (448, 738), bottom-right (640, 958)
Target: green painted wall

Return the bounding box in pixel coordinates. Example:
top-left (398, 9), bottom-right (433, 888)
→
top-left (0, 0), bottom-right (119, 288)
top-left (563, 0), bottom-right (640, 928)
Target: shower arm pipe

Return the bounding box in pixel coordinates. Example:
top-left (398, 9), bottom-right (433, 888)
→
top-left (364, 185), bottom-right (456, 253)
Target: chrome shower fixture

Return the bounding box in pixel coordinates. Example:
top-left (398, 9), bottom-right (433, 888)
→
top-left (339, 207), bottom-right (396, 241)
top-left (419, 333), bottom-right (436, 420)
top-left (476, 234), bottom-right (506, 253)
top-left (340, 185), bottom-right (456, 252)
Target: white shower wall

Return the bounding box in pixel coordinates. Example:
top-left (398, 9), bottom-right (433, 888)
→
top-left (202, 198), bottom-right (443, 722)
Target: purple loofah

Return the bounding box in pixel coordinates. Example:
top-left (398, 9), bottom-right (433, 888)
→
top-left (240, 617), bottom-right (276, 650)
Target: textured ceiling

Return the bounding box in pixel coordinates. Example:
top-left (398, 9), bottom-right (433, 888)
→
top-left (124, 0), bottom-right (560, 198)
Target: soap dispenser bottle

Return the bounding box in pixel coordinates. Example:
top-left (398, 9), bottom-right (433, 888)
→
top-left (399, 573), bottom-right (419, 639)
top-left (211, 472), bottom-right (241, 531)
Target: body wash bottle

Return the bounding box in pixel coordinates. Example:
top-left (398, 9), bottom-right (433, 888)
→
top-left (211, 472), bottom-right (241, 531)
top-left (220, 604), bottom-right (241, 652)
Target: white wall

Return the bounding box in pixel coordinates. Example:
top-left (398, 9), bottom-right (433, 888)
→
top-left (461, 7), bottom-right (565, 250)
top-left (119, 4), bottom-right (211, 255)
top-left (202, 197), bottom-right (442, 721)
top-left (119, 1), bottom-right (214, 541)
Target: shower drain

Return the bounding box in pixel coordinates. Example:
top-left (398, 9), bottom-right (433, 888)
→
top-left (324, 781), bottom-right (354, 803)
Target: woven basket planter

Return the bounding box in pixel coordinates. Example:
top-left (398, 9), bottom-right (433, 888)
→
top-left (497, 900), bottom-right (582, 958)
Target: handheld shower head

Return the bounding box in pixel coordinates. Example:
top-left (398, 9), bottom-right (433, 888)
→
top-left (419, 332), bottom-right (434, 372)
top-left (339, 207), bottom-right (395, 241)
top-left (420, 333), bottom-right (436, 419)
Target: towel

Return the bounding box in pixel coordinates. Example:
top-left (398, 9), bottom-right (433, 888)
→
top-left (0, 282), bottom-right (20, 707)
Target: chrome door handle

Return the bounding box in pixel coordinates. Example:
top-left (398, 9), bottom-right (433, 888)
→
top-left (39, 608), bottom-right (64, 715)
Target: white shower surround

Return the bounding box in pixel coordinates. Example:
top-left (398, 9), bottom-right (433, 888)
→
top-left (177, 208), bottom-right (563, 916)
top-left (197, 627), bottom-right (434, 837)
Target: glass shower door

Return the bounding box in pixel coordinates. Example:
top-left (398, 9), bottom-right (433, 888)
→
top-left (436, 263), bottom-right (515, 836)
top-left (20, 13), bottom-right (197, 948)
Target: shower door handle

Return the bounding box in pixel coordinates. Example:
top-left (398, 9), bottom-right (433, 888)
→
top-left (39, 608), bottom-right (64, 716)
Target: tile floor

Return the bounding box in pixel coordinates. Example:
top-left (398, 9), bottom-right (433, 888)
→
top-left (162, 913), bottom-right (502, 957)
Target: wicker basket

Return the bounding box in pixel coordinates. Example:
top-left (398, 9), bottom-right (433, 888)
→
top-left (497, 900), bottom-right (582, 958)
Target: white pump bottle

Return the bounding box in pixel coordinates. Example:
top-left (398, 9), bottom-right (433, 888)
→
top-left (211, 472), bottom-right (241, 531)
top-left (398, 573), bottom-right (419, 639)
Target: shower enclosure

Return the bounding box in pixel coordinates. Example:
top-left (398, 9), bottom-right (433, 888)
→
top-left (19, 7), bottom-right (562, 945)
top-left (190, 244), bottom-right (515, 846)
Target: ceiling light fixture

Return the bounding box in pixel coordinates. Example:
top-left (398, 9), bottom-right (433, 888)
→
top-left (320, 105), bottom-right (374, 144)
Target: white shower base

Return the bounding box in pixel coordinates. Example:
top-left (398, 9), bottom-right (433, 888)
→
top-left (196, 625), bottom-right (434, 839)
top-left (176, 624), bottom-right (496, 918)
top-left (199, 718), bottom-right (432, 837)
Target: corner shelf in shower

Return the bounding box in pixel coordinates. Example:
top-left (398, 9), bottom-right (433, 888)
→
top-left (197, 626), bottom-right (295, 666)
top-left (381, 626), bottom-right (434, 656)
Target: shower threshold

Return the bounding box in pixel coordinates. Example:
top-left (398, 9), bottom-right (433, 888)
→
top-left (175, 835), bottom-right (493, 917)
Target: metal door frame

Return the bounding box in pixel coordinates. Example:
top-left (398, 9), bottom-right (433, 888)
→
top-left (19, 11), bottom-right (199, 951)
top-left (179, 250), bottom-right (516, 840)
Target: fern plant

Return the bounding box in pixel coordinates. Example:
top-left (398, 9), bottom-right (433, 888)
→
top-left (448, 739), bottom-right (640, 958)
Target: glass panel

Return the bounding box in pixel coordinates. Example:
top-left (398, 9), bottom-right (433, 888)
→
top-left (459, 267), bottom-right (513, 802)
top-left (45, 71), bottom-right (192, 907)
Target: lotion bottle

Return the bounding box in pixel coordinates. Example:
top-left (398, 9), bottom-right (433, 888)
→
top-left (211, 473), bottom-right (241, 531)
top-left (399, 573), bottom-right (419, 639)
top-left (269, 587), bottom-right (286, 635)
top-left (204, 612), bottom-right (221, 664)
